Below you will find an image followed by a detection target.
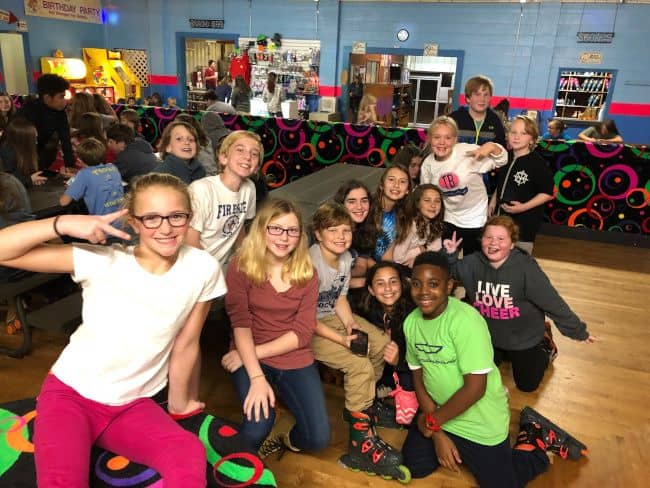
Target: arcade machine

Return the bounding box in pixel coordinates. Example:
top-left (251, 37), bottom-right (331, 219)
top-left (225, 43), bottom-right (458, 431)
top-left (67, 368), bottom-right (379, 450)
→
top-left (40, 51), bottom-right (91, 100)
top-left (82, 48), bottom-right (141, 103)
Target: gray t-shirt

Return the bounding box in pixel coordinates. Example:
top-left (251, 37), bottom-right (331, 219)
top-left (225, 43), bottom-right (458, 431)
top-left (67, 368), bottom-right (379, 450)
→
top-left (309, 244), bottom-right (352, 318)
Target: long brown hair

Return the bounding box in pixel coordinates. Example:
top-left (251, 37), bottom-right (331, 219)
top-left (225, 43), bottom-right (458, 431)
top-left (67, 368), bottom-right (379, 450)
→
top-left (368, 165), bottom-right (412, 244)
top-left (267, 72), bottom-right (277, 93)
top-left (402, 184), bottom-right (445, 245)
top-left (0, 93), bottom-right (17, 131)
top-left (333, 179), bottom-right (378, 254)
top-left (69, 92), bottom-right (97, 128)
top-left (0, 117), bottom-right (37, 178)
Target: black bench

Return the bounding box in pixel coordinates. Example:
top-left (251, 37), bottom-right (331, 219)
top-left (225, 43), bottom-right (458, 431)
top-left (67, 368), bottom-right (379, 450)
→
top-left (0, 273), bottom-right (82, 358)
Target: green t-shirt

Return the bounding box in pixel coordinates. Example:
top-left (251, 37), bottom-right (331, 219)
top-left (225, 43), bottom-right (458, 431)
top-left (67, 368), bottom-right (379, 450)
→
top-left (404, 297), bottom-right (509, 446)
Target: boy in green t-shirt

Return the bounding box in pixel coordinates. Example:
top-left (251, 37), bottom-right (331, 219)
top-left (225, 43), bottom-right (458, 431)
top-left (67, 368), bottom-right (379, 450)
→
top-left (402, 251), bottom-right (587, 485)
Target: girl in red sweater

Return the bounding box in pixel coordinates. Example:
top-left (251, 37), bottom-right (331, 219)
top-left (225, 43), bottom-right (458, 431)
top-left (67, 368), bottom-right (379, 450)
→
top-left (221, 198), bottom-right (330, 457)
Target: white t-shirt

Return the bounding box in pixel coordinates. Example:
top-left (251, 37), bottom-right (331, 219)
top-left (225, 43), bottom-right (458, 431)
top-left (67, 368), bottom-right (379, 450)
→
top-left (189, 175), bottom-right (256, 266)
top-left (420, 143), bottom-right (507, 228)
top-left (51, 244), bottom-right (226, 405)
top-left (309, 244), bottom-right (352, 319)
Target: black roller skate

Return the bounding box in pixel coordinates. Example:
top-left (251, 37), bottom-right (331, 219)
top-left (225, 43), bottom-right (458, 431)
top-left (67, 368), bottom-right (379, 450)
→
top-left (339, 411), bottom-right (411, 483)
top-left (542, 321), bottom-right (558, 363)
top-left (516, 406), bottom-right (588, 460)
top-left (367, 398), bottom-right (401, 429)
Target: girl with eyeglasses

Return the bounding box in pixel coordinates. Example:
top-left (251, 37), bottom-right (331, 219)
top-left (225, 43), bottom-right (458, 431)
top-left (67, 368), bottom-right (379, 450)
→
top-left (0, 173), bottom-right (226, 485)
top-left (220, 198), bottom-right (330, 458)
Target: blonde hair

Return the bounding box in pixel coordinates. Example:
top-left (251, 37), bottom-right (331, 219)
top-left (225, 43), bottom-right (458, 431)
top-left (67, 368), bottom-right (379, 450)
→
top-left (123, 173), bottom-right (192, 227)
top-left (510, 115), bottom-right (539, 149)
top-left (217, 130), bottom-right (263, 172)
top-left (359, 94), bottom-right (376, 110)
top-left (427, 115), bottom-right (458, 139)
top-left (236, 199), bottom-right (313, 287)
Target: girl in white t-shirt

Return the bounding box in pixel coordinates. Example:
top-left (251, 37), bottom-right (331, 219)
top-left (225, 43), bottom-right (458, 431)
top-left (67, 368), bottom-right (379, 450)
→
top-left (420, 116), bottom-right (506, 256)
top-left (187, 130), bottom-right (261, 267)
top-left (0, 173), bottom-right (225, 487)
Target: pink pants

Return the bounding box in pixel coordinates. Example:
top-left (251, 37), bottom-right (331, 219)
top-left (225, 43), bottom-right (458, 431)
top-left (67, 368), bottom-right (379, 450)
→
top-left (34, 374), bottom-right (206, 487)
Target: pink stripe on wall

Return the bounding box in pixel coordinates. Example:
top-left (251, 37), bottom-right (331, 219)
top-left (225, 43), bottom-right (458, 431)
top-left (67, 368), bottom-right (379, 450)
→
top-left (319, 85), bottom-right (342, 97)
top-left (148, 75), bottom-right (178, 86)
top-left (609, 102), bottom-right (650, 117)
top-left (458, 94), bottom-right (552, 111)
top-left (456, 94), bottom-right (649, 117)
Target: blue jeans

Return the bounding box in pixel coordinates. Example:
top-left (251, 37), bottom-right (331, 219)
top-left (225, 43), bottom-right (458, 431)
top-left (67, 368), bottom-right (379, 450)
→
top-left (231, 362), bottom-right (330, 452)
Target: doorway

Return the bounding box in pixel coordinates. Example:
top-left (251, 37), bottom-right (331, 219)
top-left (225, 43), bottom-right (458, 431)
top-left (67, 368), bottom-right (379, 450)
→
top-left (410, 74), bottom-right (442, 125)
top-left (0, 32), bottom-right (29, 95)
top-left (175, 32), bottom-right (238, 109)
top-left (405, 56), bottom-right (456, 128)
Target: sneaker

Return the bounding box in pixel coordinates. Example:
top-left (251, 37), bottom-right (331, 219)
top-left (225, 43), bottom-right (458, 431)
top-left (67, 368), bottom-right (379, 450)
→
top-left (6, 318), bottom-right (22, 335)
top-left (258, 432), bottom-right (299, 460)
top-left (542, 321), bottom-right (558, 363)
top-left (258, 434), bottom-right (287, 460)
top-left (518, 406), bottom-right (588, 460)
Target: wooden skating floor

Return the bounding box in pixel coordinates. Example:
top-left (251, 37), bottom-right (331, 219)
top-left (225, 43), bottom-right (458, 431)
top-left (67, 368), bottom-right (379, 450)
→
top-left (2, 234), bottom-right (648, 487)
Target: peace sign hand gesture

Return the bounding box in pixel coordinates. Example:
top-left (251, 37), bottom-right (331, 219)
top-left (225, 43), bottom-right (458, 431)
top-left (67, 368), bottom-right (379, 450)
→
top-left (442, 231), bottom-right (463, 254)
top-left (55, 210), bottom-right (132, 244)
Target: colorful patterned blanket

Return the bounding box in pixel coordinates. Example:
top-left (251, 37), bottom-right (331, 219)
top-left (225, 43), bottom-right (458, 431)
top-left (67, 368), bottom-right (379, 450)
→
top-left (0, 398), bottom-right (276, 487)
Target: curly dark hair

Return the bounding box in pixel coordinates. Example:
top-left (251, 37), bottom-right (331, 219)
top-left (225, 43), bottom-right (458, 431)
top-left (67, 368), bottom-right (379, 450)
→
top-left (398, 184), bottom-right (445, 246)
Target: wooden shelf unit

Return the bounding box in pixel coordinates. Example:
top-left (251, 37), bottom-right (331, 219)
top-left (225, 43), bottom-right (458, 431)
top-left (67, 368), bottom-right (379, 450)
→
top-left (186, 89), bottom-right (209, 111)
top-left (554, 70), bottom-right (613, 121)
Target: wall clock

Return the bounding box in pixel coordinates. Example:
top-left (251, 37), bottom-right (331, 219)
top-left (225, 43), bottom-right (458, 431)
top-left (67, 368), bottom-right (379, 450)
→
top-left (397, 28), bottom-right (409, 42)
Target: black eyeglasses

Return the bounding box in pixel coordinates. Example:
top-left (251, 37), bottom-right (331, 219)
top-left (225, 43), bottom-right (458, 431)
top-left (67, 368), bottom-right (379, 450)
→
top-left (267, 225), bottom-right (301, 238)
top-left (133, 213), bottom-right (191, 229)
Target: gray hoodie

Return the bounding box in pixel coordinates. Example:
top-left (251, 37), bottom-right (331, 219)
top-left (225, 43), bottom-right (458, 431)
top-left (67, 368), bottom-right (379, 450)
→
top-left (114, 138), bottom-right (159, 184)
top-left (452, 248), bottom-right (589, 350)
top-left (201, 112), bottom-right (231, 153)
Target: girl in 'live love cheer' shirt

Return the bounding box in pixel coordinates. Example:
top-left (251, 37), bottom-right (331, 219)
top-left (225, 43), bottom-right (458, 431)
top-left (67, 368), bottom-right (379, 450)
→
top-left (451, 216), bottom-right (598, 393)
top-left (186, 131), bottom-right (260, 267)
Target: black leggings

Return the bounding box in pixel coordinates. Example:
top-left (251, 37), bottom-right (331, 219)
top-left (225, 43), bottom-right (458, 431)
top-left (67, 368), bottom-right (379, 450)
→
top-left (403, 423), bottom-right (549, 486)
top-left (494, 343), bottom-right (549, 393)
top-left (442, 222), bottom-right (483, 257)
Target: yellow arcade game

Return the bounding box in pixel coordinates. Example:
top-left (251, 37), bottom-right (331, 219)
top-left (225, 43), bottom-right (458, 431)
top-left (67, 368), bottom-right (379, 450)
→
top-left (82, 48), bottom-right (141, 102)
top-left (40, 53), bottom-right (88, 100)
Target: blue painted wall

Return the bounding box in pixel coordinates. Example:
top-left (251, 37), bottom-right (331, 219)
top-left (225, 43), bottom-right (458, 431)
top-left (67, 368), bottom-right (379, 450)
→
top-left (0, 0), bottom-right (105, 89)
top-left (2, 0), bottom-right (648, 142)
